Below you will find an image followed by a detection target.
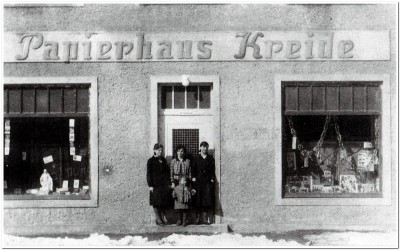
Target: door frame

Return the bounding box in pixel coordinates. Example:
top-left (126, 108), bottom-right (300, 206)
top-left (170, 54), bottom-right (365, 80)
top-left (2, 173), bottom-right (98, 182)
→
top-left (150, 75), bottom-right (221, 223)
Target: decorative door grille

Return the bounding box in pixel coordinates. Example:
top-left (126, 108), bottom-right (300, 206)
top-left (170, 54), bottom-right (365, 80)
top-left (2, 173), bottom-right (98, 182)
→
top-left (172, 129), bottom-right (199, 160)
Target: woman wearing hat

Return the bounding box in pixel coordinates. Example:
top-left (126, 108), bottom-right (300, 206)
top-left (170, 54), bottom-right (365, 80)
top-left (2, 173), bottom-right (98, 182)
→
top-left (147, 143), bottom-right (171, 226)
top-left (192, 141), bottom-right (216, 225)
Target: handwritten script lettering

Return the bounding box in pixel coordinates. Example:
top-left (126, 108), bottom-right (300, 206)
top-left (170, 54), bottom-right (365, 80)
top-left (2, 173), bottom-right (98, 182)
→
top-left (4, 31), bottom-right (390, 62)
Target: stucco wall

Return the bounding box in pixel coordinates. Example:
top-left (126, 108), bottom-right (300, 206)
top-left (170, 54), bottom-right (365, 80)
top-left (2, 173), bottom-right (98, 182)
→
top-left (3, 4), bottom-right (397, 234)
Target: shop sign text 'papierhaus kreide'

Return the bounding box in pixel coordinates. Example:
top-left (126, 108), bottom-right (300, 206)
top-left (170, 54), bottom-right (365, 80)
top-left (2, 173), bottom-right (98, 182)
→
top-left (4, 31), bottom-right (390, 62)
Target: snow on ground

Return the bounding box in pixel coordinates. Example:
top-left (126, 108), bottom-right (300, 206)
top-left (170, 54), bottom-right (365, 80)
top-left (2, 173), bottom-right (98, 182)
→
top-left (2, 230), bottom-right (398, 247)
top-left (303, 230), bottom-right (398, 247)
top-left (3, 233), bottom-right (303, 247)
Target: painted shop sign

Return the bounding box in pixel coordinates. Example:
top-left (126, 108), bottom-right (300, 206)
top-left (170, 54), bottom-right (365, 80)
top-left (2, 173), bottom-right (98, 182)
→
top-left (4, 31), bottom-right (390, 62)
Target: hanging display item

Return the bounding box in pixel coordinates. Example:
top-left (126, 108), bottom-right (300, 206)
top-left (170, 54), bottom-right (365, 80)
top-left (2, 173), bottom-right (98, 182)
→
top-left (69, 119), bottom-right (75, 156)
top-left (286, 152), bottom-right (297, 171)
top-left (4, 119), bottom-right (10, 156)
top-left (357, 150), bottom-right (375, 172)
top-left (363, 142), bottom-right (373, 149)
top-left (304, 156), bottom-right (310, 168)
top-left (69, 119), bottom-right (75, 127)
top-left (287, 116), bottom-right (331, 160)
top-left (291, 136), bottom-right (297, 149)
top-left (285, 115), bottom-right (381, 195)
top-left (73, 155), bottom-right (82, 162)
top-left (43, 155), bottom-right (54, 164)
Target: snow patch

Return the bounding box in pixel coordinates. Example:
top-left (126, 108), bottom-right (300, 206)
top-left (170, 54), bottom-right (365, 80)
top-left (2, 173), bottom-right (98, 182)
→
top-left (3, 233), bottom-right (303, 247)
top-left (3, 231), bottom-right (397, 247)
top-left (304, 230), bottom-right (398, 247)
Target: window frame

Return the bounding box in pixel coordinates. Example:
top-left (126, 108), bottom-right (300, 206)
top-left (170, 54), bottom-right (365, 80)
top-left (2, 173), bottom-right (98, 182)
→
top-left (274, 74), bottom-right (391, 206)
top-left (158, 82), bottom-right (213, 116)
top-left (3, 77), bottom-right (98, 208)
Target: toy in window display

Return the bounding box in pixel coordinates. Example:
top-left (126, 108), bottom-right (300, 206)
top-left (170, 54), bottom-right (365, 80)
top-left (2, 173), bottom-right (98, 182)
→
top-left (360, 183), bottom-right (375, 193)
top-left (339, 175), bottom-right (358, 193)
top-left (321, 169), bottom-right (334, 186)
top-left (39, 169), bottom-right (53, 195)
top-left (357, 150), bottom-right (375, 172)
top-left (286, 176), bottom-right (312, 193)
top-left (286, 152), bottom-right (297, 171)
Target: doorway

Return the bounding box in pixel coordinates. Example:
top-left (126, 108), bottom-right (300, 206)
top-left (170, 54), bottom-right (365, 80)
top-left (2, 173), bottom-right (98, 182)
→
top-left (150, 75), bottom-right (221, 224)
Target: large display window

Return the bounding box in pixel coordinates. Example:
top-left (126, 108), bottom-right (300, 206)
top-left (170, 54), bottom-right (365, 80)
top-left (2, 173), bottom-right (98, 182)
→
top-left (3, 77), bottom-right (98, 208)
top-left (281, 81), bottom-right (383, 198)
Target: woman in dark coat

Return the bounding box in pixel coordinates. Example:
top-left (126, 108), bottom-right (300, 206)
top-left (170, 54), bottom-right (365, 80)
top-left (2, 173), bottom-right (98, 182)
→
top-left (147, 143), bottom-right (171, 226)
top-left (192, 141), bottom-right (216, 225)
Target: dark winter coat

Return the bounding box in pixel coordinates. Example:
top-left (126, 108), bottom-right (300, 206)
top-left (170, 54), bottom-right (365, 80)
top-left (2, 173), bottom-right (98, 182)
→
top-left (146, 156), bottom-right (172, 208)
top-left (192, 154), bottom-right (216, 208)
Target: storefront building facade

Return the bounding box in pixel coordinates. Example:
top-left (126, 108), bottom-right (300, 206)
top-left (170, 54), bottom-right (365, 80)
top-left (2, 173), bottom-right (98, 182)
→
top-left (3, 4), bottom-right (397, 235)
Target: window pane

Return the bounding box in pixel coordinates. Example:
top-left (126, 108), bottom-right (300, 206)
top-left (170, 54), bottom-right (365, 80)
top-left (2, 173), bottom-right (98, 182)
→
top-left (77, 88), bottom-right (89, 113)
top-left (339, 86), bottom-right (353, 111)
top-left (4, 117), bottom-right (90, 199)
top-left (312, 86), bottom-right (325, 111)
top-left (367, 86), bottom-right (381, 111)
top-left (36, 89), bottom-right (49, 113)
top-left (186, 86), bottom-right (198, 109)
top-left (22, 89), bottom-right (35, 113)
top-left (161, 86), bottom-right (172, 109)
top-left (4, 89), bottom-right (8, 113)
top-left (285, 86), bottom-right (298, 111)
top-left (298, 86), bottom-right (311, 111)
top-left (283, 115), bottom-right (380, 197)
top-left (326, 87), bottom-right (339, 111)
top-left (199, 86), bottom-right (211, 109)
top-left (49, 89), bottom-right (63, 113)
top-left (9, 89), bottom-right (22, 113)
top-left (64, 89), bottom-right (77, 113)
top-left (353, 86), bottom-right (366, 111)
top-left (174, 86), bottom-right (185, 109)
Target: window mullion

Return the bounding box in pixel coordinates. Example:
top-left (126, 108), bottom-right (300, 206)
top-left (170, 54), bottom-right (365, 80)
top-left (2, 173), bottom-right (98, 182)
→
top-left (172, 86), bottom-right (175, 109)
top-left (184, 86), bottom-right (187, 109)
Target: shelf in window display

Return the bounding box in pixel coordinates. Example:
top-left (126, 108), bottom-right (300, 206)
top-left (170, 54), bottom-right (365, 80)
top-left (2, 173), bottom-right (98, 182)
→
top-left (4, 193), bottom-right (91, 200)
top-left (284, 192), bottom-right (382, 198)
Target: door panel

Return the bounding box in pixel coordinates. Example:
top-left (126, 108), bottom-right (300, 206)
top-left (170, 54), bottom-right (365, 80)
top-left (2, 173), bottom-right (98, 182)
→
top-left (162, 115), bottom-right (213, 161)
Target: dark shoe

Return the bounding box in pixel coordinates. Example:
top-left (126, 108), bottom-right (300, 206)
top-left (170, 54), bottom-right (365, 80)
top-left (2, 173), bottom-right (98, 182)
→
top-left (182, 213), bottom-right (187, 227)
top-left (156, 220), bottom-right (166, 226)
top-left (202, 212), bottom-right (209, 225)
top-left (161, 213), bottom-right (169, 225)
top-left (176, 220), bottom-right (182, 226)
